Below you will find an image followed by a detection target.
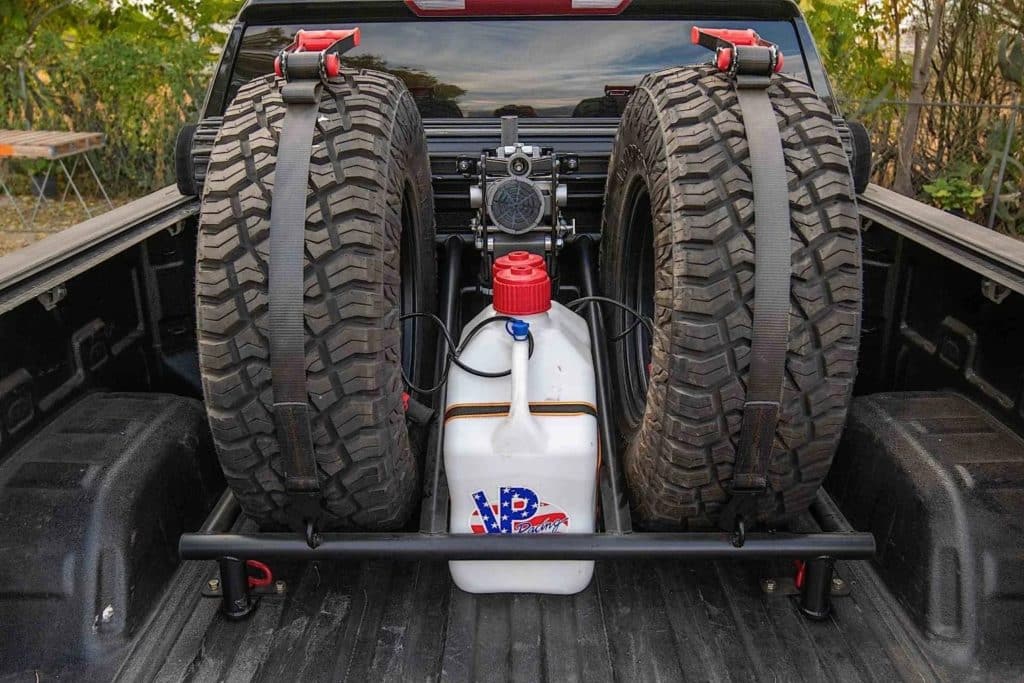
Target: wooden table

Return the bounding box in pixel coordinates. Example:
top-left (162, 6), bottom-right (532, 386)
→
top-left (0, 130), bottom-right (113, 230)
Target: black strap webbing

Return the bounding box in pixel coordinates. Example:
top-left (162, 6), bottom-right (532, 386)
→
top-left (269, 79), bottom-right (323, 541)
top-left (719, 73), bottom-right (792, 532)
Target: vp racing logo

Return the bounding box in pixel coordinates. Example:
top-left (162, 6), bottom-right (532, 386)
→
top-left (470, 486), bottom-right (570, 534)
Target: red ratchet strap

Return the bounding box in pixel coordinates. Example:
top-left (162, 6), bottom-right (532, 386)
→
top-left (274, 28), bottom-right (361, 80)
top-left (246, 560), bottom-right (274, 588)
top-left (691, 27), bottom-right (784, 78)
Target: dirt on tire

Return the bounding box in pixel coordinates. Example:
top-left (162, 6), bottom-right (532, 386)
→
top-left (601, 65), bottom-right (862, 530)
top-left (196, 71), bottom-right (436, 530)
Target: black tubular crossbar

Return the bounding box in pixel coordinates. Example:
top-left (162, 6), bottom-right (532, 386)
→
top-left (179, 531), bottom-right (875, 561)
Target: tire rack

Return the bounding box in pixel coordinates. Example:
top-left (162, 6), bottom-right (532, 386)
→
top-left (179, 236), bottom-right (875, 621)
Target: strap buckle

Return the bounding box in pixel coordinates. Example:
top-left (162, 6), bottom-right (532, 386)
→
top-left (719, 488), bottom-right (760, 546)
top-left (691, 26), bottom-right (783, 80)
top-left (286, 490), bottom-right (324, 549)
top-left (717, 400), bottom-right (781, 540)
top-left (274, 28), bottom-right (361, 82)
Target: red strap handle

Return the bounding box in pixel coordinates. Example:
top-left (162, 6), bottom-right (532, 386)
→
top-left (292, 29), bottom-right (361, 53)
top-left (692, 27), bottom-right (762, 47)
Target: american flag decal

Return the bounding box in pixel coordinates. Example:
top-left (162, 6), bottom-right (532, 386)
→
top-left (469, 486), bottom-right (570, 534)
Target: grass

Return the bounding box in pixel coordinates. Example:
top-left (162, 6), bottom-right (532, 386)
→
top-left (0, 195), bottom-right (127, 256)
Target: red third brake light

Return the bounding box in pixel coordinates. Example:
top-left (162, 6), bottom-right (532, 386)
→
top-left (404, 0), bottom-right (631, 17)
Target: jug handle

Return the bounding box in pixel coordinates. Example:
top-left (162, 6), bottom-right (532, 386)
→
top-left (493, 320), bottom-right (544, 456)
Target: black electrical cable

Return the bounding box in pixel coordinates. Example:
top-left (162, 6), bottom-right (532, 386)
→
top-left (566, 296), bottom-right (655, 340)
top-left (610, 318), bottom-right (642, 343)
top-left (400, 297), bottom-right (650, 395)
top-left (398, 313), bottom-right (535, 395)
top-left (398, 312), bottom-right (458, 395)
top-left (450, 314), bottom-right (535, 378)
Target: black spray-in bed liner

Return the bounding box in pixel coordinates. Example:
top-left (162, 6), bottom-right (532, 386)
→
top-left (125, 552), bottom-right (944, 682)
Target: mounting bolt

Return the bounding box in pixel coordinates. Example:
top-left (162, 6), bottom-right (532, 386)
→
top-left (831, 576), bottom-right (846, 592)
top-left (275, 580), bottom-right (286, 594)
top-left (763, 578), bottom-right (778, 593)
top-left (208, 578), bottom-right (220, 591)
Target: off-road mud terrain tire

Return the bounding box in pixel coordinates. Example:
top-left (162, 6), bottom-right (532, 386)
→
top-left (601, 65), bottom-right (861, 530)
top-left (196, 71), bottom-right (436, 530)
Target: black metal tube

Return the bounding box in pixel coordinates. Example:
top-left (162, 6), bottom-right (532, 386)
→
top-left (811, 489), bottom-right (854, 533)
top-left (419, 236), bottom-right (462, 534)
top-left (799, 556), bottom-right (835, 620)
top-left (181, 531), bottom-right (875, 562)
top-left (218, 556), bottom-right (257, 620)
top-left (577, 237), bottom-right (631, 534)
top-left (201, 490), bottom-right (240, 533)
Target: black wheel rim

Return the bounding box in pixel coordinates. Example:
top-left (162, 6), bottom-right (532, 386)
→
top-left (399, 184), bottom-right (419, 382)
top-left (619, 182), bottom-right (655, 424)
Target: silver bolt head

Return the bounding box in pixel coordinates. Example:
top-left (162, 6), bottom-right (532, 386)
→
top-left (831, 576), bottom-right (846, 590)
top-left (208, 578), bottom-right (220, 591)
top-left (275, 580), bottom-right (286, 594)
top-left (763, 579), bottom-right (778, 593)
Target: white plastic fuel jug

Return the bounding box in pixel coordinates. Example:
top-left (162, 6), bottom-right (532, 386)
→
top-left (444, 251), bottom-right (598, 594)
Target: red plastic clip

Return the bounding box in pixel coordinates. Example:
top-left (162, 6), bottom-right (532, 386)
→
top-left (274, 28), bottom-right (361, 79)
top-left (246, 559), bottom-right (274, 588)
top-left (793, 559), bottom-right (807, 590)
top-left (691, 26), bottom-right (784, 75)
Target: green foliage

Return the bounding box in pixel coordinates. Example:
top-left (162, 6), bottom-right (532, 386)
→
top-left (922, 176), bottom-right (987, 215)
top-left (0, 0), bottom-right (236, 195)
top-left (979, 115), bottom-right (1024, 234)
top-left (801, 0), bottom-right (909, 109)
top-left (802, 0), bottom-right (1024, 236)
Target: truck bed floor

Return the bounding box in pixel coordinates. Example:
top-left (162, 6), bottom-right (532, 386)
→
top-left (129, 553), bottom-right (943, 682)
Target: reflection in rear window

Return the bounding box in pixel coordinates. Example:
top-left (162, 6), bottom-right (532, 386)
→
top-left (231, 20), bottom-right (806, 118)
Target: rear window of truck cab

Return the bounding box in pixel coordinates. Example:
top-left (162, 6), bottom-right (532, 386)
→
top-left (227, 20), bottom-right (808, 119)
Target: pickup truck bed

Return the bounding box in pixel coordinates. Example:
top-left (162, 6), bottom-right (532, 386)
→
top-left (120, 515), bottom-right (937, 682)
top-left (106, 387), bottom-right (1022, 682)
top-left (128, 561), bottom-right (930, 682)
top-left (0, 181), bottom-right (1018, 681)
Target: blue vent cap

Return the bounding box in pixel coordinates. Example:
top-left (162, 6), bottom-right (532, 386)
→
top-left (506, 319), bottom-right (530, 341)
